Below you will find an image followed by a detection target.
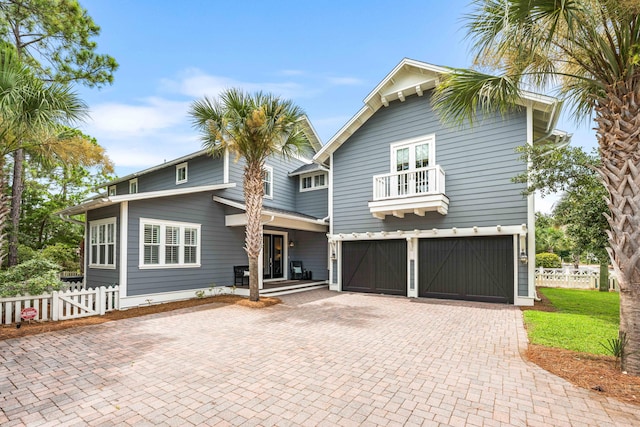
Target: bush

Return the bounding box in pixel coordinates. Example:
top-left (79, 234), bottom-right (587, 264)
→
top-left (41, 243), bottom-right (79, 271)
top-left (536, 252), bottom-right (562, 268)
top-left (0, 257), bottom-right (65, 297)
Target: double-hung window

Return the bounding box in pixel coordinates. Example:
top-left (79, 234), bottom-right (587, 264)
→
top-left (140, 219), bottom-right (201, 268)
top-left (129, 178), bottom-right (138, 194)
top-left (263, 165), bottom-right (273, 198)
top-left (176, 162), bottom-right (188, 184)
top-left (89, 218), bottom-right (116, 268)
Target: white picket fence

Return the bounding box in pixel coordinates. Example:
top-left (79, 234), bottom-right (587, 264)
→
top-left (0, 286), bottom-right (119, 325)
top-left (535, 268), bottom-right (599, 289)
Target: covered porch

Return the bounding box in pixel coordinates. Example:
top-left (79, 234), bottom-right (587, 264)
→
top-left (233, 279), bottom-right (329, 297)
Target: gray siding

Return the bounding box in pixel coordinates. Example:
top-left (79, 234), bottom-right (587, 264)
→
top-left (113, 154), bottom-right (224, 195)
top-left (296, 186), bottom-right (328, 218)
top-left (86, 204), bottom-right (120, 288)
top-left (285, 229), bottom-right (328, 280)
top-left (331, 91), bottom-right (530, 297)
top-left (332, 92), bottom-right (528, 233)
top-left (126, 192), bottom-right (247, 296)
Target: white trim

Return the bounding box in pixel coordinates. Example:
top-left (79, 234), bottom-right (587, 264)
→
top-left (328, 225), bottom-right (527, 241)
top-left (223, 149), bottom-right (230, 184)
top-left (225, 213), bottom-right (327, 233)
top-left (119, 287), bottom-right (224, 309)
top-left (108, 185), bottom-right (116, 196)
top-left (119, 202), bottom-right (128, 297)
top-left (329, 154), bottom-right (334, 236)
top-left (58, 183), bottom-right (236, 216)
top-left (88, 217), bottom-right (117, 269)
top-left (138, 218), bottom-right (201, 269)
top-left (128, 178), bottom-right (138, 194)
top-left (527, 105), bottom-right (536, 299)
top-left (407, 237), bottom-right (418, 298)
top-left (263, 165), bottom-right (273, 199)
top-left (176, 162), bottom-right (188, 184)
top-left (299, 171), bottom-right (328, 192)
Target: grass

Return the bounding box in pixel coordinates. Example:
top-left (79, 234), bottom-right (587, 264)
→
top-left (523, 288), bottom-right (619, 355)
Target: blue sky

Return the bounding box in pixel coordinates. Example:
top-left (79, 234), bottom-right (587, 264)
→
top-left (77, 0), bottom-right (596, 212)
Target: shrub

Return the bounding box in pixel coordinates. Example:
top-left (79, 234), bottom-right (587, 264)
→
top-left (0, 257), bottom-right (65, 297)
top-left (536, 252), bottom-right (562, 268)
top-left (41, 243), bottom-right (79, 271)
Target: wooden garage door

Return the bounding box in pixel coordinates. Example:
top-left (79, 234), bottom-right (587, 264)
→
top-left (342, 240), bottom-right (407, 295)
top-left (418, 236), bottom-right (514, 303)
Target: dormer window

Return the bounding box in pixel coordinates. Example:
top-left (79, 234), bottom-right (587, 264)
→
top-left (129, 178), bottom-right (138, 194)
top-left (176, 162), bottom-right (188, 184)
top-left (108, 185), bottom-right (116, 196)
top-left (300, 172), bottom-right (328, 191)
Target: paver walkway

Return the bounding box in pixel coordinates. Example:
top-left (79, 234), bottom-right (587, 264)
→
top-left (1, 289), bottom-right (639, 426)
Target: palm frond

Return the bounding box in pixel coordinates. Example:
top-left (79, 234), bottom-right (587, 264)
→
top-left (432, 68), bottom-right (522, 126)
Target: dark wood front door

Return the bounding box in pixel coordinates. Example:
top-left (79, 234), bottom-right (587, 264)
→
top-left (342, 240), bottom-right (407, 295)
top-left (418, 236), bottom-right (514, 303)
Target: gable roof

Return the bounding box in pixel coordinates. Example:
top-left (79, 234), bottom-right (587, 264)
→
top-left (314, 58), bottom-right (566, 164)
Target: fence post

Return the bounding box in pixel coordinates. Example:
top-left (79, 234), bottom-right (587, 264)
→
top-left (98, 286), bottom-right (106, 315)
top-left (51, 291), bottom-right (59, 321)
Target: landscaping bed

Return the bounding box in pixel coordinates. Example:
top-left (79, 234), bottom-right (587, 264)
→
top-left (523, 288), bottom-right (640, 406)
top-left (0, 294), bottom-right (280, 341)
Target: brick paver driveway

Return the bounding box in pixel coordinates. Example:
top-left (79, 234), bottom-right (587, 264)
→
top-left (1, 289), bottom-right (639, 426)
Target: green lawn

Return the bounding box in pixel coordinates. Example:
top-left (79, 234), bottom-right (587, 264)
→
top-left (523, 287), bottom-right (620, 355)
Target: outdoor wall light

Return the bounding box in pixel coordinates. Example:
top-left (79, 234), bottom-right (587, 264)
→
top-left (520, 251), bottom-right (528, 264)
top-left (289, 240), bottom-right (295, 248)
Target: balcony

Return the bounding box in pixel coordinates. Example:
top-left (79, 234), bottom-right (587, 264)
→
top-left (368, 165), bottom-right (449, 219)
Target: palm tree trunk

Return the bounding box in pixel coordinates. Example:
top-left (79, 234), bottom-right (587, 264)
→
top-left (8, 148), bottom-right (24, 266)
top-left (595, 85), bottom-right (640, 375)
top-left (244, 161), bottom-right (264, 302)
top-left (0, 155), bottom-right (9, 267)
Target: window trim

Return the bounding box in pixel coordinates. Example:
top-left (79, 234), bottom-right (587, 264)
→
top-left (88, 217), bottom-right (117, 269)
top-left (263, 165), bottom-right (273, 199)
top-left (129, 178), bottom-right (138, 194)
top-left (299, 171), bottom-right (328, 192)
top-left (108, 185), bottom-right (117, 196)
top-left (138, 218), bottom-right (201, 269)
top-left (389, 135), bottom-right (436, 173)
top-left (176, 162), bottom-right (188, 185)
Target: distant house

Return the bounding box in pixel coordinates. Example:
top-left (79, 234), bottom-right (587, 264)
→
top-left (314, 58), bottom-right (570, 305)
top-left (59, 118), bottom-right (329, 308)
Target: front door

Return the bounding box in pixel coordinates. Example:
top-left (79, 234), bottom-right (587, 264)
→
top-left (393, 139), bottom-right (433, 196)
top-left (263, 234), bottom-right (284, 279)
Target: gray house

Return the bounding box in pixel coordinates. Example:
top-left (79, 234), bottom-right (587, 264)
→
top-left (59, 118), bottom-right (330, 308)
top-left (314, 59), bottom-right (569, 305)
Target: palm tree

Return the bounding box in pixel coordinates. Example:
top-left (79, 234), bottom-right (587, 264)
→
top-left (190, 89), bottom-right (309, 301)
top-left (431, 0), bottom-right (640, 374)
top-left (0, 49), bottom-right (87, 265)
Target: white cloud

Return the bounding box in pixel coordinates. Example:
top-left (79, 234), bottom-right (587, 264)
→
top-left (86, 97), bottom-right (190, 138)
top-left (326, 76), bottom-right (364, 86)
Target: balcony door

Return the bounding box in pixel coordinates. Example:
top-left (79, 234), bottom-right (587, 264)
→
top-left (392, 136), bottom-right (435, 196)
top-left (263, 234), bottom-right (284, 279)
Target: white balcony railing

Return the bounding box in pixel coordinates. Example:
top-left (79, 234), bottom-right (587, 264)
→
top-left (372, 165), bottom-right (445, 201)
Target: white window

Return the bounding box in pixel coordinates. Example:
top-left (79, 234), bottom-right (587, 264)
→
top-left (176, 162), bottom-right (188, 184)
top-left (300, 172), bottom-right (328, 191)
top-left (263, 165), bottom-right (273, 198)
top-left (89, 218), bottom-right (116, 269)
top-left (139, 219), bottom-right (201, 268)
top-left (108, 185), bottom-right (116, 196)
top-left (129, 178), bottom-right (138, 194)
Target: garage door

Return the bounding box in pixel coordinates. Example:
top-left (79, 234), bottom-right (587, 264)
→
top-left (342, 240), bottom-right (407, 295)
top-left (419, 236), bottom-right (514, 303)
